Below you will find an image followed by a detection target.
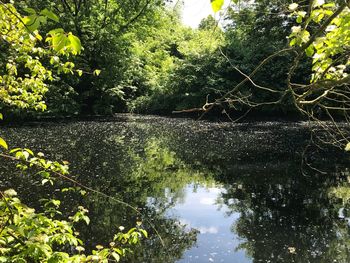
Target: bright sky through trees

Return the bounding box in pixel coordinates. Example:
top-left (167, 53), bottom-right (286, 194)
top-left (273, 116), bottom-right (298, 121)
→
top-left (178, 0), bottom-right (231, 28)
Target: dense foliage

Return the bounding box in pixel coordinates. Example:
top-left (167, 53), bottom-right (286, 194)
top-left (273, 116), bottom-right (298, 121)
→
top-left (0, 2), bottom-right (147, 262)
top-left (0, 2), bottom-right (80, 113)
top-left (0, 0), bottom-right (310, 118)
top-left (0, 0), bottom-right (348, 120)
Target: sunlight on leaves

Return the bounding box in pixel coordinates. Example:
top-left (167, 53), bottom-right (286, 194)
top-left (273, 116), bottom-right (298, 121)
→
top-left (345, 142), bottom-right (350, 151)
top-left (0, 137), bottom-right (8, 150)
top-left (211, 0), bottom-right (224, 13)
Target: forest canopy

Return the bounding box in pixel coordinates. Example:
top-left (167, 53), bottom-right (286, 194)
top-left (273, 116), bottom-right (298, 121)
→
top-left (0, 0), bottom-right (348, 123)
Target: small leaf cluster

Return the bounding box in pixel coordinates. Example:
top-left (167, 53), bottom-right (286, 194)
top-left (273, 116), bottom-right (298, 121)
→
top-left (289, 1), bottom-right (350, 82)
top-left (0, 144), bottom-right (148, 262)
top-left (7, 148), bottom-right (69, 185)
top-left (0, 131), bottom-right (148, 263)
top-left (0, 190), bottom-right (147, 262)
top-left (0, 3), bottom-right (81, 111)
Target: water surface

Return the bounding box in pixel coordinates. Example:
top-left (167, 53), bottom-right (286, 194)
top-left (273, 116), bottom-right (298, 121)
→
top-left (1, 115), bottom-right (350, 262)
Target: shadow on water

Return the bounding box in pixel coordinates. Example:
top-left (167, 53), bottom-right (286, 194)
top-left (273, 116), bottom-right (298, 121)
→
top-left (1, 115), bottom-right (350, 262)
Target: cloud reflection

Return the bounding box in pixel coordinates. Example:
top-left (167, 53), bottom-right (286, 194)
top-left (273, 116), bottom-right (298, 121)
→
top-left (200, 197), bottom-right (216, 205)
top-left (198, 226), bottom-right (218, 234)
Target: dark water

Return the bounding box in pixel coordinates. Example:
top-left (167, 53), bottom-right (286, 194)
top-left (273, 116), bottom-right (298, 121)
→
top-left (1, 115), bottom-right (350, 262)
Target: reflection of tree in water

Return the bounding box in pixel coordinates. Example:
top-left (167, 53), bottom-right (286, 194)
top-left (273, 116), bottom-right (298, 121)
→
top-left (75, 137), bottom-right (212, 262)
top-left (217, 165), bottom-right (350, 263)
top-left (0, 124), bottom-right (212, 262)
top-left (3, 119), bottom-right (350, 262)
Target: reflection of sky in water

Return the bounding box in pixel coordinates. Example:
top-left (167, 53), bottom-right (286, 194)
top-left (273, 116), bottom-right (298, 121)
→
top-left (166, 185), bottom-right (251, 263)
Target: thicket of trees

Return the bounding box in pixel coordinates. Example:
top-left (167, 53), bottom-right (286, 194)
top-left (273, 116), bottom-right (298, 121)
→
top-left (0, 0), bottom-right (347, 122)
top-left (0, 0), bottom-right (317, 118)
top-left (1, 0), bottom-right (349, 122)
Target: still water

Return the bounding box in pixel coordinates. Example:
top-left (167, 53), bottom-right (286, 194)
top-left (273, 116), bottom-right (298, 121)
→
top-left (1, 115), bottom-right (350, 262)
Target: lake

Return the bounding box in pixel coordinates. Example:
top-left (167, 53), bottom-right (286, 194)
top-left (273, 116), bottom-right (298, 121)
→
top-left (1, 114), bottom-right (350, 262)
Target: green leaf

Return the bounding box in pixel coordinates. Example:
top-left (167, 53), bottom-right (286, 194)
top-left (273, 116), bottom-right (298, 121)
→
top-left (93, 69), bottom-right (101, 76)
top-left (296, 15), bottom-right (303, 23)
top-left (24, 8), bottom-right (37, 14)
top-left (40, 9), bottom-right (59, 22)
top-left (52, 33), bottom-right (67, 52)
top-left (42, 179), bottom-right (49, 185)
top-left (140, 229), bottom-right (148, 238)
top-left (83, 215), bottom-right (90, 225)
top-left (22, 151), bottom-right (30, 160)
top-left (37, 15), bottom-right (47, 26)
top-left (68, 34), bottom-right (82, 54)
top-left (4, 189), bottom-right (17, 196)
top-left (323, 3), bottom-right (335, 8)
top-left (211, 0), bottom-right (224, 13)
top-left (0, 113), bottom-right (3, 120)
top-left (290, 38), bottom-right (296, 46)
top-left (300, 30), bottom-right (310, 43)
top-left (50, 56), bottom-right (60, 65)
top-left (111, 252), bottom-right (120, 262)
top-left (305, 45), bottom-right (314, 57)
top-left (0, 256), bottom-right (8, 262)
top-left (24, 148), bottom-right (34, 156)
top-left (345, 142), bottom-right (350, 151)
top-left (9, 148), bottom-right (21, 154)
top-left (23, 15), bottom-right (40, 32)
top-left (48, 28), bottom-right (65, 35)
top-left (0, 137), bottom-right (8, 150)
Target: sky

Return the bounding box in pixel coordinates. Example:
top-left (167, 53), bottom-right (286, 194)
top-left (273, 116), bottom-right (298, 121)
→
top-left (172, 0), bottom-right (231, 28)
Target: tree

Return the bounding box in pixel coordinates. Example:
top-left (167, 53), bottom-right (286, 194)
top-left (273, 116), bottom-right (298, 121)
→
top-left (15, 0), bottom-right (170, 115)
top-left (169, 0), bottom-right (311, 118)
top-left (127, 9), bottom-right (224, 114)
top-left (0, 3), bottom-right (146, 262)
top-left (202, 0), bottom-right (350, 147)
top-left (198, 15), bottom-right (217, 30)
